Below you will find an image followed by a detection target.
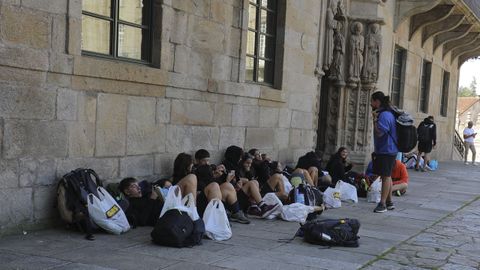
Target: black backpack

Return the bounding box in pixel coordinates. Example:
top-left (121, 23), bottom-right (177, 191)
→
top-left (384, 108), bottom-right (417, 153)
top-left (300, 218), bottom-right (360, 247)
top-left (151, 209), bottom-right (205, 248)
top-left (56, 168), bottom-right (102, 237)
top-left (417, 123), bottom-right (431, 143)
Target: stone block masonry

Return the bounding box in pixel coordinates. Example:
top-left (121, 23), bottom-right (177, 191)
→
top-left (0, 0), bottom-right (324, 234)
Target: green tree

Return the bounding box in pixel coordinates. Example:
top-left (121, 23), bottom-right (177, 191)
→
top-left (459, 86), bottom-right (476, 97)
top-left (470, 77), bottom-right (477, 93)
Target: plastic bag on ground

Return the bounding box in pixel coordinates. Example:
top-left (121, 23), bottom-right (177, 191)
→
top-left (262, 192), bottom-right (283, 219)
top-left (335, 180), bottom-right (358, 203)
top-left (323, 187), bottom-right (342, 208)
top-left (203, 199), bottom-right (232, 241)
top-left (159, 185), bottom-right (186, 218)
top-left (182, 193), bottom-right (200, 221)
top-left (280, 203), bottom-right (315, 223)
top-left (367, 177), bottom-right (381, 203)
top-left (87, 187), bottom-right (130, 235)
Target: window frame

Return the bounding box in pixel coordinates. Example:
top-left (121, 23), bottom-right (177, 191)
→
top-left (440, 70), bottom-right (450, 117)
top-left (391, 46), bottom-right (407, 108)
top-left (81, 0), bottom-right (153, 65)
top-left (419, 60), bottom-right (432, 113)
top-left (246, 0), bottom-right (278, 86)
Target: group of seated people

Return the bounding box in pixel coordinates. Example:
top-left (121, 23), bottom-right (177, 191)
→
top-left (116, 145), bottom-right (411, 229)
top-left (116, 146), bottom-right (339, 228)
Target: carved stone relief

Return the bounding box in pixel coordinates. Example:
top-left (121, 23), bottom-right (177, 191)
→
top-left (323, 0), bottom-right (337, 71)
top-left (362, 23), bottom-right (382, 84)
top-left (328, 21), bottom-right (345, 82)
top-left (347, 21), bottom-right (364, 87)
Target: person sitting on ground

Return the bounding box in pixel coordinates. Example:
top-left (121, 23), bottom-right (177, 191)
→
top-left (231, 145), bottom-right (288, 204)
top-left (295, 151), bottom-right (332, 187)
top-left (172, 153), bottom-right (227, 217)
top-left (238, 153), bottom-right (278, 218)
top-left (194, 164), bottom-right (250, 224)
top-left (391, 159), bottom-right (409, 196)
top-left (119, 177), bottom-right (164, 227)
top-left (326, 147), bottom-right (354, 185)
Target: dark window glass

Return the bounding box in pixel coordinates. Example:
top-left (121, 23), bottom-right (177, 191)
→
top-left (391, 46), bottom-right (406, 107)
top-left (420, 60), bottom-right (432, 113)
top-left (441, 71), bottom-right (450, 117)
top-left (82, 0), bottom-right (152, 63)
top-left (246, 0), bottom-right (277, 85)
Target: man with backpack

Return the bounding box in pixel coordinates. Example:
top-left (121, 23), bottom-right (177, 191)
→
top-left (416, 116), bottom-right (437, 172)
top-left (370, 91), bottom-right (398, 213)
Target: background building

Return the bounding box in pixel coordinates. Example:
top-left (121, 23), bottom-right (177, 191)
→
top-left (1, 0), bottom-right (479, 234)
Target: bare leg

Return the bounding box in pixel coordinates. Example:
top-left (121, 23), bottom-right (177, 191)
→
top-left (380, 176), bottom-right (393, 205)
top-left (423, 153), bottom-right (430, 170)
top-left (293, 168), bottom-right (314, 186)
top-left (219, 182), bottom-right (237, 204)
top-left (308, 167), bottom-right (319, 186)
top-left (241, 180), bottom-right (262, 203)
top-left (267, 173), bottom-right (288, 201)
top-left (391, 183), bottom-right (408, 193)
top-left (204, 182), bottom-right (222, 202)
top-left (177, 174), bottom-right (197, 200)
top-left (416, 152), bottom-right (423, 169)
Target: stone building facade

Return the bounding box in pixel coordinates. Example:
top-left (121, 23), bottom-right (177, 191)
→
top-left (1, 0), bottom-right (479, 233)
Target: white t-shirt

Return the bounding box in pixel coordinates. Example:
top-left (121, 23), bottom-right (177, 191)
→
top-left (463, 127), bottom-right (476, 143)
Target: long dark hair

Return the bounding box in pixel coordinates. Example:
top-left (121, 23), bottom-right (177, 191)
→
top-left (371, 91), bottom-right (391, 108)
top-left (334, 147), bottom-right (347, 161)
top-left (173, 153), bottom-right (193, 182)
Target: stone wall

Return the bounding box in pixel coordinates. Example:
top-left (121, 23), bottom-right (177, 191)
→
top-left (0, 0), bottom-right (324, 232)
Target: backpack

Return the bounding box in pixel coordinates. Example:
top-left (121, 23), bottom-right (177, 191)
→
top-left (56, 168), bottom-right (102, 236)
top-left (385, 107), bottom-right (417, 153)
top-left (151, 209), bottom-right (205, 248)
top-left (300, 218), bottom-right (360, 247)
top-left (288, 184), bottom-right (323, 207)
top-left (417, 123), bottom-right (431, 143)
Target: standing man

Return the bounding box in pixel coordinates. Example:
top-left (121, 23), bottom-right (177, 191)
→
top-left (416, 116), bottom-right (437, 172)
top-left (370, 91), bottom-right (398, 213)
top-left (463, 121), bottom-right (477, 165)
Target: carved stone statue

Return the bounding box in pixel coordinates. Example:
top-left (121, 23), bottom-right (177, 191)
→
top-left (329, 21), bottom-right (345, 82)
top-left (323, 0), bottom-right (337, 71)
top-left (348, 22), bottom-right (364, 85)
top-left (362, 23), bottom-right (382, 83)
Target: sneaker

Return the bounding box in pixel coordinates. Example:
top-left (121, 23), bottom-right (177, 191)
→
top-left (393, 190), bottom-right (402, 197)
top-left (465, 161), bottom-right (469, 165)
top-left (259, 203), bottom-right (280, 218)
top-left (386, 201), bottom-right (395, 210)
top-left (229, 210), bottom-right (250, 224)
top-left (473, 163), bottom-right (478, 166)
top-left (247, 205), bottom-right (262, 218)
top-left (415, 167), bottom-right (419, 171)
top-left (374, 203), bottom-right (387, 213)
top-left (421, 167), bottom-right (426, 172)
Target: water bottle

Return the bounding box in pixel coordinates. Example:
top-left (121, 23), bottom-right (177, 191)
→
top-left (320, 233), bottom-right (332, 242)
top-left (296, 189), bottom-right (305, 204)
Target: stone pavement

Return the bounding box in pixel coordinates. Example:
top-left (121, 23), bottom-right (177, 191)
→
top-left (0, 161), bottom-right (479, 270)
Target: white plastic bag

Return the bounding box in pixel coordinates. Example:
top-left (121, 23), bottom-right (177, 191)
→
top-left (367, 177), bottom-right (381, 203)
top-left (262, 193), bottom-right (283, 219)
top-left (203, 199), bottom-right (232, 241)
top-left (323, 187), bottom-right (341, 208)
top-left (87, 187), bottom-right (130, 235)
top-left (280, 203), bottom-right (314, 223)
top-left (336, 180), bottom-right (358, 203)
top-left (181, 193), bottom-right (200, 221)
top-left (281, 175), bottom-right (293, 194)
top-left (159, 185), bottom-right (185, 218)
